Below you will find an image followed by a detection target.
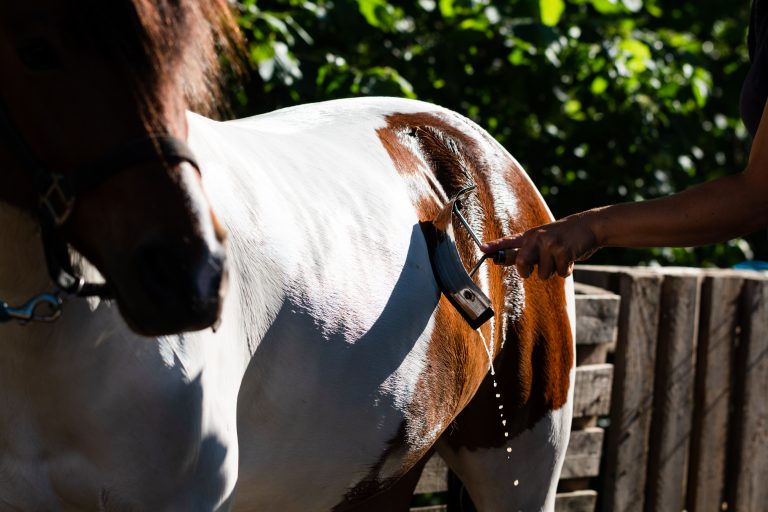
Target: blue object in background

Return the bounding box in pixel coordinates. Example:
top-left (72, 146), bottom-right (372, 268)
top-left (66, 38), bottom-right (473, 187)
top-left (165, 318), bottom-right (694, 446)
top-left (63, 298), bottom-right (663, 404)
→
top-left (733, 260), bottom-right (768, 270)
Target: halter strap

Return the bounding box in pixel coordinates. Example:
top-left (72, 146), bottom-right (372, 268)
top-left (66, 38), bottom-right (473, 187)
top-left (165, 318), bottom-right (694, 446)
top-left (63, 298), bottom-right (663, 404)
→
top-left (0, 100), bottom-right (199, 300)
top-left (37, 135), bottom-right (199, 227)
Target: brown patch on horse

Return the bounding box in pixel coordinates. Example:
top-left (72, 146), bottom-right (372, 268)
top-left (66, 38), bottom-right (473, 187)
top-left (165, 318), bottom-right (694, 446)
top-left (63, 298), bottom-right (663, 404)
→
top-left (377, 114), bottom-right (495, 418)
top-left (377, 111), bottom-right (573, 451)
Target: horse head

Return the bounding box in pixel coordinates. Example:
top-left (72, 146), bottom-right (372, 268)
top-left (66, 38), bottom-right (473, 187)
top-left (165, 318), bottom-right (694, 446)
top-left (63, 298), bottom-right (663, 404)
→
top-left (0, 0), bottom-right (237, 335)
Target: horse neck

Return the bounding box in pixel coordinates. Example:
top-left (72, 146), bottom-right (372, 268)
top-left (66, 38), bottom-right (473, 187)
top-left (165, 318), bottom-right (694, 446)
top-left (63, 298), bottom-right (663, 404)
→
top-left (0, 203), bottom-right (50, 302)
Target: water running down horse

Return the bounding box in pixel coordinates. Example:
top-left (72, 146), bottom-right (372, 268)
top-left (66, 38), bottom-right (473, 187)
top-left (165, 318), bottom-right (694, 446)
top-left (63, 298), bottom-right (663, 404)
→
top-left (0, 2), bottom-right (574, 510)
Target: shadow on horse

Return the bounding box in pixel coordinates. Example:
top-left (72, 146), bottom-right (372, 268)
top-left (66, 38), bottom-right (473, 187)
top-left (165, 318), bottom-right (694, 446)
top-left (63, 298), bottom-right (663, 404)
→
top-left (0, 1), bottom-right (574, 510)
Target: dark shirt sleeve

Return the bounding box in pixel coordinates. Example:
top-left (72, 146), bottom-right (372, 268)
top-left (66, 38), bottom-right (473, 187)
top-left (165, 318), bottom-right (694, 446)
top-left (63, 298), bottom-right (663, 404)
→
top-left (741, 0), bottom-right (768, 137)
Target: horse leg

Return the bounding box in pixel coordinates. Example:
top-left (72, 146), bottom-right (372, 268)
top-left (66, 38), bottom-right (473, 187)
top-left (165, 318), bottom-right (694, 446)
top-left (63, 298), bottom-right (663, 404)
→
top-left (436, 396), bottom-right (573, 511)
top-left (436, 276), bottom-right (576, 512)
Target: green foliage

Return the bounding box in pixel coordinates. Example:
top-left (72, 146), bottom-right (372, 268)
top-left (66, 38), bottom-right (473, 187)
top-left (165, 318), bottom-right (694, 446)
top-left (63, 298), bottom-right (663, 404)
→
top-left (231, 0), bottom-right (756, 267)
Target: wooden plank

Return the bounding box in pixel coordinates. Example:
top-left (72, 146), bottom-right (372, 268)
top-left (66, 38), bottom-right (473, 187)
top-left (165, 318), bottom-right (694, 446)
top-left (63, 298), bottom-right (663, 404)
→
top-left (575, 286), bottom-right (619, 365)
top-left (645, 270), bottom-right (701, 512)
top-left (574, 287), bottom-right (620, 346)
top-left (730, 277), bottom-right (768, 511)
top-left (573, 364), bottom-right (613, 419)
top-left (575, 266), bottom-right (663, 512)
top-left (414, 454), bottom-right (448, 494)
top-left (555, 490), bottom-right (597, 512)
top-left (561, 427), bottom-right (604, 479)
top-left (573, 265), bottom-right (620, 290)
top-left (575, 343), bottom-right (610, 366)
top-left (687, 271), bottom-right (743, 512)
top-left (574, 281), bottom-right (615, 296)
top-left (411, 506), bottom-right (447, 512)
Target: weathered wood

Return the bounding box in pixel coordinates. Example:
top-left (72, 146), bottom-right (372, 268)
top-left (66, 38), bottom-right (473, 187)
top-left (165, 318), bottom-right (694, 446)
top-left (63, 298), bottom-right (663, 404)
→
top-left (645, 270), bottom-right (701, 512)
top-left (730, 277), bottom-right (768, 511)
top-left (574, 284), bottom-right (620, 347)
top-left (574, 284), bottom-right (619, 365)
top-left (414, 454), bottom-right (449, 494)
top-left (575, 266), bottom-right (663, 512)
top-left (571, 416), bottom-right (598, 430)
top-left (575, 344), bottom-right (609, 366)
top-left (561, 427), bottom-right (604, 480)
top-left (574, 281), bottom-right (615, 296)
top-left (573, 265), bottom-right (619, 291)
top-left (573, 364), bottom-right (613, 419)
top-left (411, 506), bottom-right (447, 512)
top-left (555, 490), bottom-right (598, 512)
top-left (687, 271), bottom-right (743, 512)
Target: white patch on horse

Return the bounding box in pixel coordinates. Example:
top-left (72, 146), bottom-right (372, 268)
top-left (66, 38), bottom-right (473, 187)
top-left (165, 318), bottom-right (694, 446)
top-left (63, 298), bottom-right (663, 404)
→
top-left (188, 99), bottom-right (451, 510)
top-left (437, 407), bottom-right (572, 512)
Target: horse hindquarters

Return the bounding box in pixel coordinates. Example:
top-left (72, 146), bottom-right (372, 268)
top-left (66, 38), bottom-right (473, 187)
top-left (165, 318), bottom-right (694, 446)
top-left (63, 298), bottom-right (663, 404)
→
top-left (378, 106), bottom-right (576, 511)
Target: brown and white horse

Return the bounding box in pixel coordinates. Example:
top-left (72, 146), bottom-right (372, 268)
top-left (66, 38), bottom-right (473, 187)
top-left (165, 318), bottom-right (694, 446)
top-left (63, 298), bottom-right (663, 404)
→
top-left (0, 2), bottom-right (575, 511)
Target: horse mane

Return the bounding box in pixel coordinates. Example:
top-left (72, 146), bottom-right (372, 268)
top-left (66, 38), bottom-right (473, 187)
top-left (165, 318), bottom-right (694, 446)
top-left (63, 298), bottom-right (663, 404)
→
top-left (75, 0), bottom-right (241, 121)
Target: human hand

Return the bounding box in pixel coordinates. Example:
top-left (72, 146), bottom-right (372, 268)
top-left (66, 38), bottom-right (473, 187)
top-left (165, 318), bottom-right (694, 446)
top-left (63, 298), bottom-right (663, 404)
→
top-left (480, 214), bottom-right (600, 279)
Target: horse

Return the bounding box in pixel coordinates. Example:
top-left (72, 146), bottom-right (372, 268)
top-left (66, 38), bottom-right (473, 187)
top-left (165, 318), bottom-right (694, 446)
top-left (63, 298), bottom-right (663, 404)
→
top-left (0, 2), bottom-right (575, 511)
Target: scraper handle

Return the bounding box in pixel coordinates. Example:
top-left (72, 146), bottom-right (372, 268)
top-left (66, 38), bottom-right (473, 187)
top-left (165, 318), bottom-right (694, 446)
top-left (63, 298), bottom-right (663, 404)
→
top-left (491, 249), bottom-right (518, 266)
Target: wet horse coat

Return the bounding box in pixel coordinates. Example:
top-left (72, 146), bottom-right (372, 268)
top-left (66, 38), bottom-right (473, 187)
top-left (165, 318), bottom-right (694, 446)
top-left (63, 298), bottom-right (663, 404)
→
top-left (0, 97), bottom-right (574, 511)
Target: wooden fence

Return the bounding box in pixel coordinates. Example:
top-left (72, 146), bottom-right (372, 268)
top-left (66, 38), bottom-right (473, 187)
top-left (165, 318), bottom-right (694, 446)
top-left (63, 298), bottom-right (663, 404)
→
top-left (410, 266), bottom-right (768, 512)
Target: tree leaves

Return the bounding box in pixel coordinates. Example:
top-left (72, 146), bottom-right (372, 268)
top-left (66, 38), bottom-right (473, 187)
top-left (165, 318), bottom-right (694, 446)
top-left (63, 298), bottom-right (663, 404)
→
top-left (231, 0), bottom-right (755, 267)
top-left (540, 0), bottom-right (566, 26)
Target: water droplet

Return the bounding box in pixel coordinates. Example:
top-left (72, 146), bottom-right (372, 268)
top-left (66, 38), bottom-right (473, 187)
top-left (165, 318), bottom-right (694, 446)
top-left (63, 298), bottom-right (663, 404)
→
top-left (502, 420), bottom-right (507, 426)
top-left (493, 381), bottom-right (498, 388)
top-left (498, 405), bottom-right (503, 410)
top-left (506, 447), bottom-right (512, 453)
top-left (495, 393), bottom-right (501, 398)
top-left (514, 479), bottom-right (519, 486)
top-left (504, 432), bottom-right (509, 437)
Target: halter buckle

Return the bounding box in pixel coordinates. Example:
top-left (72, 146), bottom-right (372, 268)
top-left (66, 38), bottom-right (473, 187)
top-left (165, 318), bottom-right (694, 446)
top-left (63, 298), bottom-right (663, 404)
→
top-left (39, 173), bottom-right (75, 226)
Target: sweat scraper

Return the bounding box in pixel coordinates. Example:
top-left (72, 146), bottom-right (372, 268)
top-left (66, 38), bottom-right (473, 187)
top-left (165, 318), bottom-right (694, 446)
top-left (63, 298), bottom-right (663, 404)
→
top-left (423, 186), bottom-right (516, 329)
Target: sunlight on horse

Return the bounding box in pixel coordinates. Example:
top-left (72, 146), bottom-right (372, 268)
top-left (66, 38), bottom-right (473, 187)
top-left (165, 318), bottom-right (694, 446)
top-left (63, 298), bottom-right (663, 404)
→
top-left (0, 1), bottom-right (575, 511)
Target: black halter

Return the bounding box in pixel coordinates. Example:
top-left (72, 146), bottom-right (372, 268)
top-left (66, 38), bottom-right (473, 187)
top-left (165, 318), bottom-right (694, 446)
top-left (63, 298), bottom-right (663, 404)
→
top-left (0, 101), bottom-right (199, 321)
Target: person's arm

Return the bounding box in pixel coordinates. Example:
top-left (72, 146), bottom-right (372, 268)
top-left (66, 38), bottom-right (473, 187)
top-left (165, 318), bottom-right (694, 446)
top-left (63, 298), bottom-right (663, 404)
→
top-left (481, 99), bottom-right (768, 279)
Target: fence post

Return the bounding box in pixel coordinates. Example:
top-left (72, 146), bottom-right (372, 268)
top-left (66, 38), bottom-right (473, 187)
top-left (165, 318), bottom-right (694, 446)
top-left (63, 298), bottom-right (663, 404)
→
top-left (574, 266), bottom-right (663, 512)
top-left (687, 270), bottom-right (744, 512)
top-left (645, 270), bottom-right (701, 512)
top-left (730, 276), bottom-right (768, 510)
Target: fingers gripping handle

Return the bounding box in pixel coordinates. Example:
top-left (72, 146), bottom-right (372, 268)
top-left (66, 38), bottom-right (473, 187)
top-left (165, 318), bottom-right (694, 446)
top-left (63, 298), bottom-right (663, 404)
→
top-left (490, 249), bottom-right (518, 266)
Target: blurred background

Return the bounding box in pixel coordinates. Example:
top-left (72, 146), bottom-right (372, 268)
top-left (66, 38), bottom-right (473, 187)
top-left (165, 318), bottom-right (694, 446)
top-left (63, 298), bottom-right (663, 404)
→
top-left (225, 0), bottom-right (755, 268)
